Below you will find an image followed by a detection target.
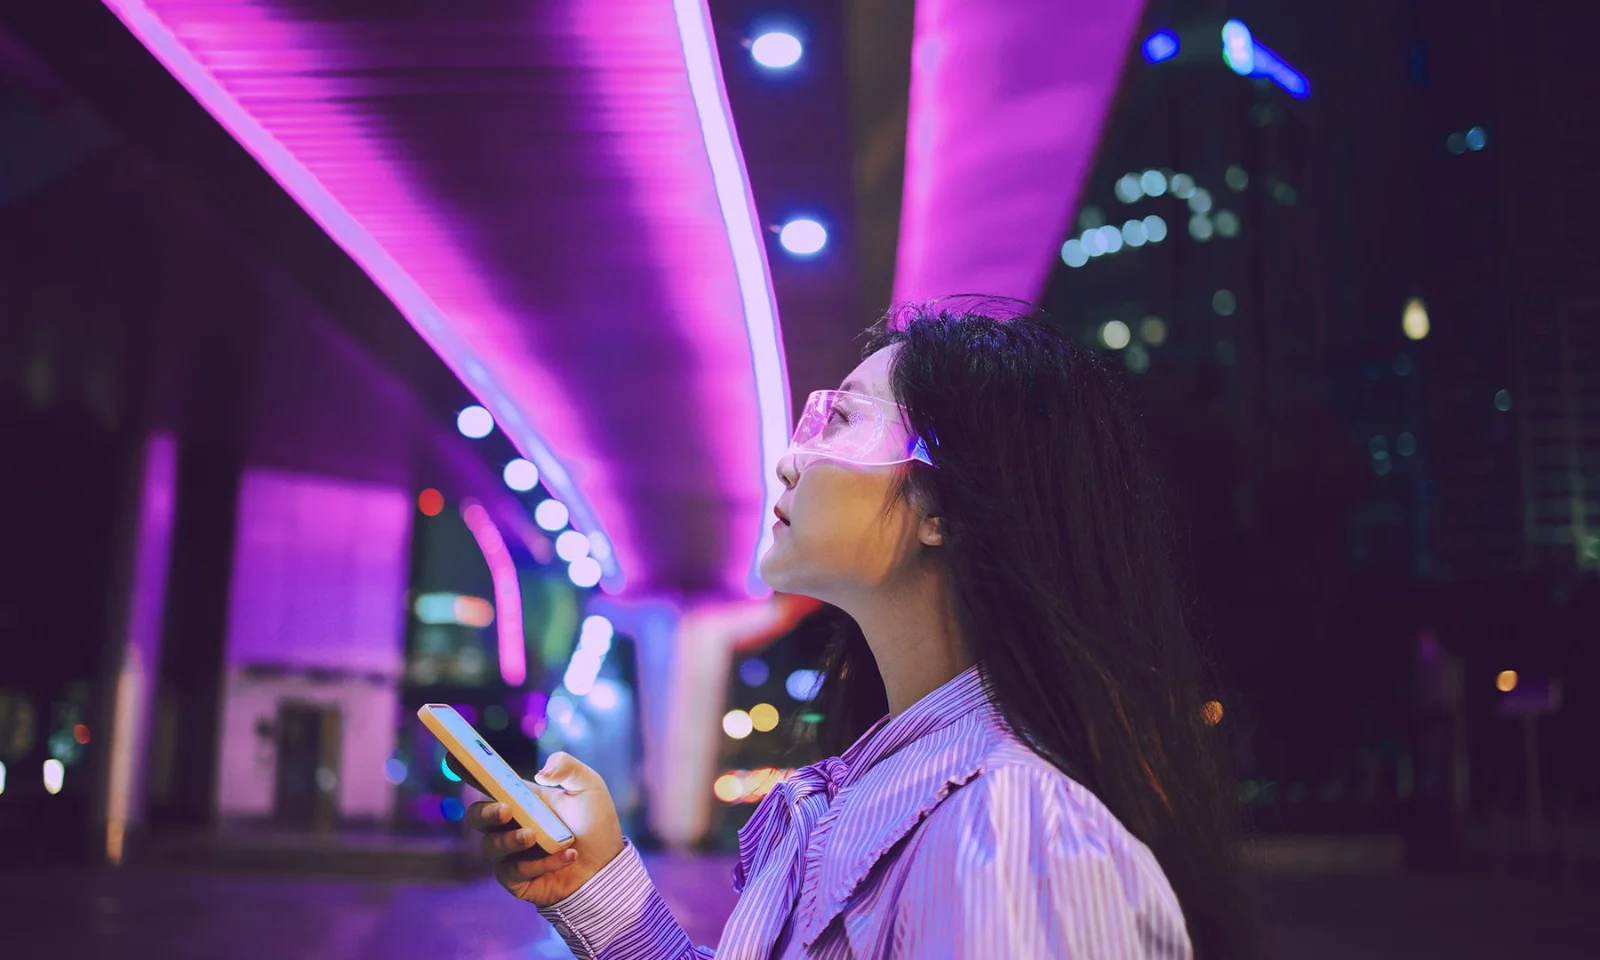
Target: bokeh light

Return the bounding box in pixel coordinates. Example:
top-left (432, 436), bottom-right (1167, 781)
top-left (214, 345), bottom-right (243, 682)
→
top-left (722, 709), bottom-right (754, 739)
top-left (503, 459), bottom-right (539, 492)
top-left (1101, 320), bottom-right (1132, 350)
top-left (568, 556), bottom-right (603, 588)
top-left (535, 498), bottom-right (570, 531)
top-left (1402, 298), bottom-right (1430, 341)
top-left (750, 31), bottom-right (802, 69)
top-left (417, 488), bottom-right (445, 517)
top-left (749, 702), bottom-right (780, 732)
top-left (1496, 670), bottom-right (1519, 693)
top-left (1202, 700), bottom-right (1224, 726)
top-left (456, 405), bottom-right (494, 439)
top-left (779, 219), bottom-right (828, 256)
top-left (556, 530), bottom-right (591, 562)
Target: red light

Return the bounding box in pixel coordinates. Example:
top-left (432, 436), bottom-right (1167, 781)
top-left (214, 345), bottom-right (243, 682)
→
top-left (74, 724), bottom-right (90, 745)
top-left (418, 488), bottom-right (445, 516)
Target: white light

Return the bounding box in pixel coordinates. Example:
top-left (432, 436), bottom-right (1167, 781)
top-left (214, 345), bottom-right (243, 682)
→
top-left (548, 695), bottom-right (575, 726)
top-left (456, 405), bottom-right (494, 439)
top-left (587, 679), bottom-right (621, 711)
top-left (503, 459), bottom-right (539, 492)
top-left (1140, 170), bottom-right (1168, 197)
top-left (1061, 239), bottom-right (1089, 267)
top-left (722, 709), bottom-right (754, 739)
top-left (534, 498), bottom-right (570, 531)
top-left (779, 219), bottom-right (827, 256)
top-left (1114, 174), bottom-right (1143, 203)
top-left (1121, 220), bottom-right (1148, 247)
top-left (1143, 215), bottom-right (1168, 242)
top-left (43, 758), bottom-right (64, 795)
top-left (0, 760), bottom-right (6, 795)
top-left (568, 556), bottom-right (603, 588)
top-left (1097, 224), bottom-right (1124, 254)
top-left (581, 615), bottom-right (615, 648)
top-left (556, 530), bottom-right (591, 562)
top-left (1101, 320), bottom-right (1132, 350)
top-left (786, 669), bottom-right (822, 701)
top-left (750, 31), bottom-right (802, 69)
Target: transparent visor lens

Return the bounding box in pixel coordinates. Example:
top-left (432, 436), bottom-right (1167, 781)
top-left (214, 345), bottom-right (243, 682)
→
top-left (787, 390), bottom-right (931, 467)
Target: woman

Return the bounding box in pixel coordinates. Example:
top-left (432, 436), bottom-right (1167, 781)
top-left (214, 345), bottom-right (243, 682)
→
top-left (465, 299), bottom-right (1257, 958)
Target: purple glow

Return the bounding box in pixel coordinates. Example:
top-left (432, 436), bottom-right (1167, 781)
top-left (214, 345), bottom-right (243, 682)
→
top-left (896, 0), bottom-right (1145, 303)
top-left (672, 0), bottom-right (795, 597)
top-left (461, 501), bottom-right (528, 687)
top-left (778, 218), bottom-right (828, 256)
top-left (103, 0), bottom-right (623, 590)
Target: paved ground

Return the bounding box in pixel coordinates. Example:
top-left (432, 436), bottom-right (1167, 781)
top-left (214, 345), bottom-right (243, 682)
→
top-left (2, 856), bottom-right (1595, 959)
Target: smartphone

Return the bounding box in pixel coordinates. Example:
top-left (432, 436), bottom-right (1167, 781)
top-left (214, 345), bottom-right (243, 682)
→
top-left (417, 704), bottom-right (576, 854)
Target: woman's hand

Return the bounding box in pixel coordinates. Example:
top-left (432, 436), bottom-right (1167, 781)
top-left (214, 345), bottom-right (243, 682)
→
top-left (460, 751), bottom-right (626, 907)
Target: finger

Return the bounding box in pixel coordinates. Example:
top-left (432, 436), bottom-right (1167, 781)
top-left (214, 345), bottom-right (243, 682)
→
top-left (446, 756), bottom-right (491, 796)
top-left (497, 849), bottom-right (580, 884)
top-left (534, 751), bottom-right (600, 792)
top-left (465, 800), bottom-right (513, 834)
top-left (482, 826), bottom-right (544, 863)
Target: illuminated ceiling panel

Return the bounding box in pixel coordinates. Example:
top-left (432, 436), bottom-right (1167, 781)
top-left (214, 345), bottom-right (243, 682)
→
top-left (895, 0), bottom-right (1147, 303)
top-left (104, 0), bottom-right (790, 597)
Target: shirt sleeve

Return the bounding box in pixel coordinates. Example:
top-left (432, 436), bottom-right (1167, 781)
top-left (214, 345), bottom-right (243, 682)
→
top-left (891, 764), bottom-right (1193, 959)
top-left (538, 841), bottom-right (714, 960)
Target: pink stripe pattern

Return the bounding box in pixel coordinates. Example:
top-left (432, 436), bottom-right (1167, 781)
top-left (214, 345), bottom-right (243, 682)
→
top-left (541, 667), bottom-right (1192, 958)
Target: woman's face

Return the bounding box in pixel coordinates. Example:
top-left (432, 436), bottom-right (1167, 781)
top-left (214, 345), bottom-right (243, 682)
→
top-left (760, 344), bottom-right (941, 602)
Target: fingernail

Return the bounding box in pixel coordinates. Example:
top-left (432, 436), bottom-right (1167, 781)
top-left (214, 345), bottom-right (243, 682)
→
top-left (517, 829), bottom-right (534, 845)
top-left (563, 849), bottom-right (578, 862)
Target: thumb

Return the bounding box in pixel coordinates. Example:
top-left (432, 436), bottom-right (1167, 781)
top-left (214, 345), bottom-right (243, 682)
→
top-left (534, 751), bottom-right (598, 792)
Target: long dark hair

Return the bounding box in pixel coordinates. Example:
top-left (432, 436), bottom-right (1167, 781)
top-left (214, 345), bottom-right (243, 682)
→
top-left (811, 298), bottom-right (1258, 959)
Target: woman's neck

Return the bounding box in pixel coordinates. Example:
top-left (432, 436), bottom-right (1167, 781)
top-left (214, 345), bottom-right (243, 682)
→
top-left (847, 573), bottom-right (972, 716)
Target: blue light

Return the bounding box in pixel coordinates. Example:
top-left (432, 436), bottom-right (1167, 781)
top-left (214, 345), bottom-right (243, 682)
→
top-left (440, 755), bottom-right (462, 782)
top-left (1142, 31), bottom-right (1179, 63)
top-left (1465, 126), bottom-right (1487, 151)
top-left (384, 758), bottom-right (408, 785)
top-left (786, 669), bottom-right (822, 701)
top-left (440, 797), bottom-right (466, 822)
top-left (739, 658), bottom-right (770, 687)
top-left (1221, 20), bottom-right (1310, 99)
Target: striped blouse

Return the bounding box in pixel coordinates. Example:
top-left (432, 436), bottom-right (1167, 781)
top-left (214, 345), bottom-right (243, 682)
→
top-left (539, 666), bottom-right (1192, 959)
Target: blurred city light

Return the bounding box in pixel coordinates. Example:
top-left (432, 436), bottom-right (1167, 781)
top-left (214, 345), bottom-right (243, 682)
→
top-left (749, 702), bottom-right (780, 732)
top-left (723, 709), bottom-right (754, 739)
top-left (587, 679), bottom-right (620, 711)
top-left (535, 498), bottom-right (570, 531)
top-left (1122, 219), bottom-right (1149, 247)
top-left (1190, 216), bottom-right (1215, 241)
top-left (461, 502), bottom-right (527, 686)
top-left (713, 773), bottom-right (742, 802)
top-left (786, 668), bottom-right (822, 701)
top-left (1142, 30), bottom-right (1179, 64)
top-left (456, 405), bottom-right (494, 439)
top-left (441, 797), bottom-right (466, 822)
top-left (1402, 297), bottom-right (1430, 340)
top-left (1221, 19), bottom-right (1310, 99)
top-left (384, 758), bottom-right (408, 785)
top-left (739, 658), bottom-right (769, 686)
top-left (587, 531), bottom-right (613, 562)
top-left (503, 458), bottom-right (539, 492)
top-left (556, 530), bottom-right (591, 562)
top-left (1143, 214), bottom-right (1169, 241)
top-left (1139, 169), bottom-right (1167, 197)
top-left (1465, 126), bottom-right (1487, 151)
top-left (563, 615), bottom-right (614, 695)
top-left (0, 761), bottom-right (6, 796)
top-left (1140, 317), bottom-right (1168, 345)
top-left (1496, 670), bottom-right (1519, 693)
top-left (440, 756), bottom-right (462, 782)
top-left (568, 556), bottom-right (603, 588)
top-left (1397, 433), bottom-right (1418, 457)
top-left (1101, 320), bottom-right (1132, 350)
top-left (1225, 165), bottom-right (1249, 191)
top-left (1061, 239), bottom-right (1089, 267)
top-left (1114, 174), bottom-right (1142, 203)
top-left (417, 488), bottom-right (445, 517)
top-left (1213, 289), bottom-right (1237, 316)
top-left (1202, 700), bottom-right (1224, 726)
top-left (750, 31), bottom-right (803, 70)
top-left (779, 218), bottom-right (828, 256)
top-left (1214, 210), bottom-right (1241, 237)
top-left (1188, 187), bottom-right (1213, 213)
top-left (1494, 389), bottom-right (1513, 412)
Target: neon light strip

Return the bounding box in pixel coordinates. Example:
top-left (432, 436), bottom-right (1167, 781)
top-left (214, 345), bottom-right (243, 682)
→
top-left (671, 0), bottom-right (793, 597)
top-left (461, 501), bottom-right (528, 686)
top-left (102, 0), bottom-right (623, 592)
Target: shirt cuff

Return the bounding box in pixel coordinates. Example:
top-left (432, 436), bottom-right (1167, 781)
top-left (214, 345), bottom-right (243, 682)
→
top-left (538, 841), bottom-right (664, 960)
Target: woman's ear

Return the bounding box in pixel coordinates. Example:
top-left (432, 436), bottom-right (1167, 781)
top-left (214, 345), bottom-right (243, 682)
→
top-left (918, 515), bottom-right (945, 547)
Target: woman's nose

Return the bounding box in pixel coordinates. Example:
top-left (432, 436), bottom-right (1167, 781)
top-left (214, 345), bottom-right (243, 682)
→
top-left (775, 452), bottom-right (799, 490)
